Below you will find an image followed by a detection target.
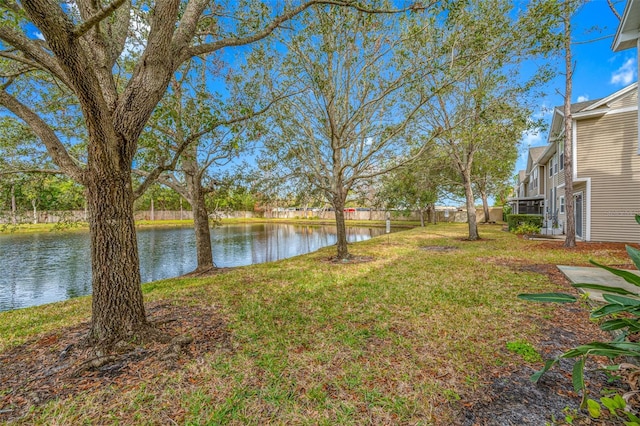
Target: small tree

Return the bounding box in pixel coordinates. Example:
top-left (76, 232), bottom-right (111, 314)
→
top-left (260, 4), bottom-right (465, 259)
top-left (134, 60), bottom-right (269, 272)
top-left (378, 148), bottom-right (445, 226)
top-left (419, 0), bottom-right (554, 239)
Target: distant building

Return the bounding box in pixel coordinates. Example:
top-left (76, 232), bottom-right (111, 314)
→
top-left (510, 83), bottom-right (639, 242)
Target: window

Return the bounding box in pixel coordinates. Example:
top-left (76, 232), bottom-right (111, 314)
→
top-left (559, 141), bottom-right (564, 171)
top-left (560, 196), bottom-right (565, 214)
top-left (549, 158), bottom-right (554, 177)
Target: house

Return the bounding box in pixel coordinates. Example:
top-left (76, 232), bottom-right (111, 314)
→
top-left (612, 0), bottom-right (640, 148)
top-left (511, 83), bottom-right (640, 242)
top-left (511, 147), bottom-right (546, 215)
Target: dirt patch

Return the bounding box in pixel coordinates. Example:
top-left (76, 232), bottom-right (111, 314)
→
top-left (457, 237), bottom-right (495, 242)
top-left (323, 255), bottom-right (375, 264)
top-left (462, 317), bottom-right (617, 425)
top-left (534, 240), bottom-right (635, 254)
top-left (0, 302), bottom-right (233, 423)
top-left (420, 245), bottom-right (458, 252)
top-left (180, 266), bottom-right (233, 278)
top-left (464, 248), bottom-right (637, 425)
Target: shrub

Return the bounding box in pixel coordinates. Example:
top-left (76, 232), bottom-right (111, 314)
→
top-left (518, 214), bottom-right (640, 409)
top-left (506, 214), bottom-right (543, 231)
top-left (502, 204), bottom-right (512, 222)
top-left (512, 222), bottom-right (541, 236)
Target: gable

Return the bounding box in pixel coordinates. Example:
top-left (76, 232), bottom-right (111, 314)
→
top-left (609, 89), bottom-right (638, 109)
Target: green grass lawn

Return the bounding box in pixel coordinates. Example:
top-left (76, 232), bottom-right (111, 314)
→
top-left (0, 223), bottom-right (628, 424)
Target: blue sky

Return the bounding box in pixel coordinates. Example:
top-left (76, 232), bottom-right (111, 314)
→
top-left (515, 0), bottom-right (637, 172)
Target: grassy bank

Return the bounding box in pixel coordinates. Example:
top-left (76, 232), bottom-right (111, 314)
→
top-left (0, 217), bottom-right (420, 234)
top-left (0, 224), bottom-right (628, 424)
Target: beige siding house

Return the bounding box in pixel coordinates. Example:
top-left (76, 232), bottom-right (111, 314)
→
top-left (538, 83), bottom-right (640, 242)
top-left (510, 147), bottom-right (546, 215)
top-left (612, 0), bottom-right (640, 150)
top-left (509, 2), bottom-right (640, 241)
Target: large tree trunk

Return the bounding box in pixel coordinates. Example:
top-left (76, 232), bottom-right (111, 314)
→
top-left (32, 199), bottom-right (37, 224)
top-left (10, 184), bottom-right (16, 225)
top-left (333, 198), bottom-right (349, 260)
top-left (86, 171), bottom-right (147, 344)
top-left (429, 203), bottom-right (437, 224)
top-left (562, 1), bottom-right (576, 248)
top-left (462, 171), bottom-right (480, 240)
top-left (480, 190), bottom-right (490, 223)
top-left (187, 173), bottom-right (215, 272)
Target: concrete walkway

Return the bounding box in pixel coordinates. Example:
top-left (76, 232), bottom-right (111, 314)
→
top-left (557, 265), bottom-right (640, 302)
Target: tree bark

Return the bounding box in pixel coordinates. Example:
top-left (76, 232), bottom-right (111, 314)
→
top-left (187, 173), bottom-right (214, 271)
top-left (480, 190), bottom-right (490, 223)
top-left (10, 184), bottom-right (16, 225)
top-left (85, 170), bottom-right (147, 344)
top-left (462, 170), bottom-right (480, 240)
top-left (32, 199), bottom-right (37, 224)
top-left (333, 198), bottom-right (349, 259)
top-left (430, 203), bottom-right (437, 224)
top-left (419, 209), bottom-right (425, 227)
top-left (563, 0), bottom-right (576, 248)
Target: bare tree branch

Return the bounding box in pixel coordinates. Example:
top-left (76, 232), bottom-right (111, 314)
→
top-left (73, 0), bottom-right (129, 38)
top-left (0, 27), bottom-right (71, 88)
top-left (0, 89), bottom-right (85, 182)
top-left (0, 168), bottom-right (64, 176)
top-left (185, 0), bottom-right (429, 59)
top-left (607, 0), bottom-right (622, 21)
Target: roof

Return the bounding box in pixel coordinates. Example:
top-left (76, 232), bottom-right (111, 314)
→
top-left (522, 146), bottom-right (548, 178)
top-left (569, 99), bottom-right (601, 114)
top-left (552, 99), bottom-right (602, 117)
top-left (547, 83), bottom-right (637, 145)
top-left (529, 146), bottom-right (546, 163)
top-left (613, 0), bottom-right (640, 52)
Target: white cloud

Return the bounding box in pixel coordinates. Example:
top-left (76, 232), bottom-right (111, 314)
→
top-left (521, 128), bottom-right (543, 147)
top-left (34, 32), bottom-right (45, 41)
top-left (531, 103), bottom-right (553, 119)
top-left (576, 95), bottom-right (589, 103)
top-left (611, 58), bottom-right (637, 86)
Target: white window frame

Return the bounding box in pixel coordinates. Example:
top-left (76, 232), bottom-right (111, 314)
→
top-left (559, 196), bottom-right (565, 214)
top-left (559, 141), bottom-right (564, 171)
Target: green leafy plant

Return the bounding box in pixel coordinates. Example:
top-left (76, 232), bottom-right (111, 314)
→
top-left (506, 339), bottom-right (542, 363)
top-left (512, 222), bottom-right (541, 236)
top-left (581, 394), bottom-right (640, 425)
top-left (506, 213), bottom-right (543, 231)
top-left (518, 214), bottom-right (640, 405)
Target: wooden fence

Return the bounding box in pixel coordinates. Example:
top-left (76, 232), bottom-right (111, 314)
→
top-left (1, 207), bottom-right (504, 224)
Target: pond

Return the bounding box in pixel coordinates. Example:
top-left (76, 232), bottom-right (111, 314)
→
top-left (0, 223), bottom-right (392, 312)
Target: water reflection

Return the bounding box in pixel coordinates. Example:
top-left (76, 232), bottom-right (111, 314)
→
top-left (0, 223), bottom-right (390, 311)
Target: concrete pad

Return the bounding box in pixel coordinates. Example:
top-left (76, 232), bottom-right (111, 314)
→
top-left (557, 265), bottom-right (640, 302)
